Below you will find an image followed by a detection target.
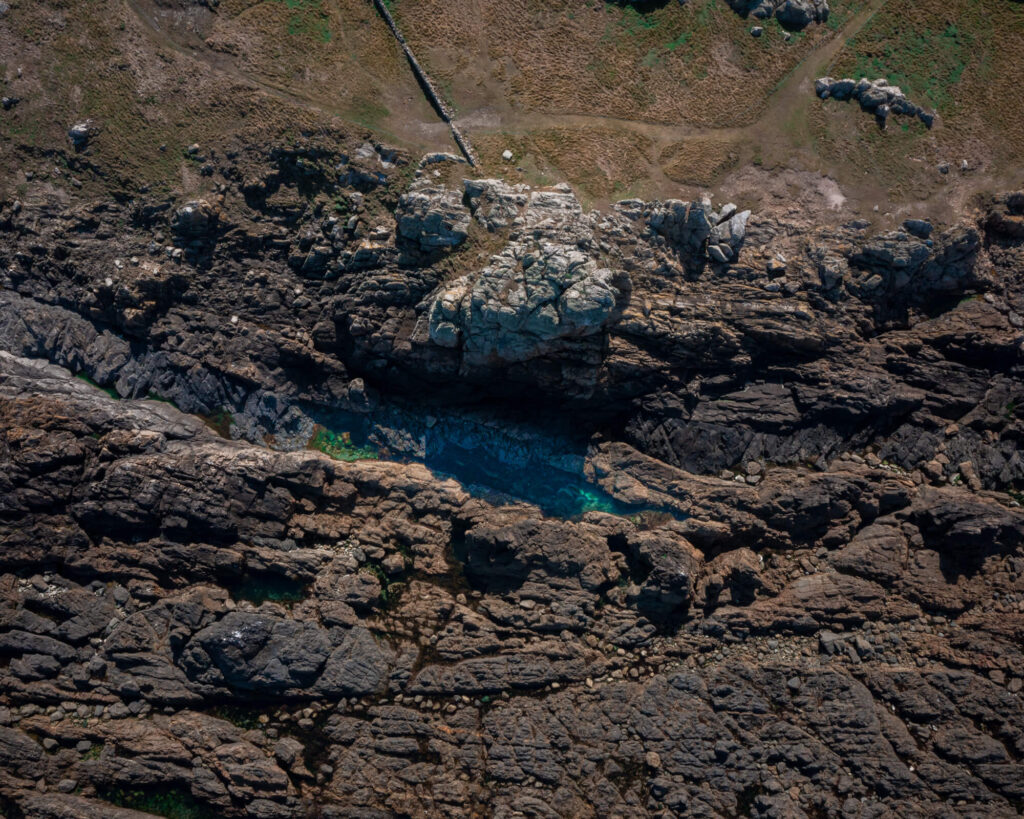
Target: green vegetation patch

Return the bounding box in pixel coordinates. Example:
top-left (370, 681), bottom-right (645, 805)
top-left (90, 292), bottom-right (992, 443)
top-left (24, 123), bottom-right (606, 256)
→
top-left (209, 704), bottom-right (264, 730)
top-left (359, 561), bottom-right (403, 606)
top-left (616, 4), bottom-right (662, 35)
top-left (271, 0), bottom-right (333, 42)
top-left (81, 743), bottom-right (103, 760)
top-left (74, 372), bottom-right (120, 401)
top-left (842, 20), bottom-right (971, 111)
top-left (146, 391), bottom-right (181, 408)
top-left (348, 97), bottom-right (391, 130)
top-left (200, 409), bottom-right (236, 439)
top-left (308, 426), bottom-right (379, 461)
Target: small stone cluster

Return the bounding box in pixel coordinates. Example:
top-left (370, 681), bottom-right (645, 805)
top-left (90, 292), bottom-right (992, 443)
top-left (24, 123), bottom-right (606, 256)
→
top-left (647, 198), bottom-right (751, 265)
top-left (726, 0), bottom-right (830, 30)
top-left (815, 77), bottom-right (935, 128)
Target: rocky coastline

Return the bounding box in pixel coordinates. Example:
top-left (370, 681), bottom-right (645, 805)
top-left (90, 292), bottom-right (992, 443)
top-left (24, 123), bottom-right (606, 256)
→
top-left (1, 133), bottom-right (1023, 816)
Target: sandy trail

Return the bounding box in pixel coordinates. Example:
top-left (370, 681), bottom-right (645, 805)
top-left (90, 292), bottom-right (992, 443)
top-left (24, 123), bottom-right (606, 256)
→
top-left (453, 0), bottom-right (890, 147)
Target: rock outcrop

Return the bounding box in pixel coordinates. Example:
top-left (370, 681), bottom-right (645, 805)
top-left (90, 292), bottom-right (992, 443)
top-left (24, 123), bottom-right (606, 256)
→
top-left (725, 0), bottom-right (830, 30)
top-left (815, 76), bottom-right (936, 127)
top-left (1, 351), bottom-right (1022, 817)
top-left (0, 134), bottom-right (1022, 816)
top-left (425, 184), bottom-right (629, 366)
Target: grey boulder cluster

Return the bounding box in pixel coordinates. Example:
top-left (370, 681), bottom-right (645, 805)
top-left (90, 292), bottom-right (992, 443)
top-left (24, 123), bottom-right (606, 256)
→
top-left (815, 77), bottom-right (936, 128)
top-left (425, 182), bottom-right (629, 364)
top-left (725, 0), bottom-right (829, 30)
top-left (647, 198), bottom-right (751, 265)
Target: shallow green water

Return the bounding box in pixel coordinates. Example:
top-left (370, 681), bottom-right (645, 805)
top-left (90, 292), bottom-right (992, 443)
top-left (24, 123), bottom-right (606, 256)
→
top-left (425, 440), bottom-right (660, 520)
top-left (306, 410), bottom-right (682, 521)
top-left (74, 371), bottom-right (120, 400)
top-left (230, 573), bottom-right (308, 605)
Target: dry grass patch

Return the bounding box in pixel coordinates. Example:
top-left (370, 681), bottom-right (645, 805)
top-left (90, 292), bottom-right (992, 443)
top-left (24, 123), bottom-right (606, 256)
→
top-left (474, 128), bottom-right (656, 205)
top-left (392, 0), bottom-right (860, 127)
top-left (0, 0), bottom-right (452, 202)
top-left (659, 137), bottom-right (741, 187)
top-left (0, 0), bottom-right (394, 199)
top-left (206, 0), bottom-right (437, 133)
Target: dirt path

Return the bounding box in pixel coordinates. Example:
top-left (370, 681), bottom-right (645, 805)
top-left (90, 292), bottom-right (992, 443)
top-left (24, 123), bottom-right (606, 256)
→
top-left (455, 0), bottom-right (890, 150)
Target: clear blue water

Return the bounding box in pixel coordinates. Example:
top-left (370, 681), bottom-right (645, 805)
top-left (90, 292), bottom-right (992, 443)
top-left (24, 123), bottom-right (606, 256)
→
top-left (309, 407), bottom-right (681, 521)
top-left (424, 440), bottom-right (643, 519)
top-left (230, 573), bottom-right (308, 605)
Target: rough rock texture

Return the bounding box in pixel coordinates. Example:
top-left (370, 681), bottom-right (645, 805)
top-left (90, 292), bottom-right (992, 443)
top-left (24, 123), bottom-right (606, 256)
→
top-left (1, 352), bottom-right (1022, 817)
top-left (815, 77), bottom-right (936, 128)
top-left (725, 0), bottom-right (830, 30)
top-left (395, 182), bottom-right (471, 254)
top-left (0, 138), bottom-right (1023, 816)
top-left (425, 183), bottom-right (630, 366)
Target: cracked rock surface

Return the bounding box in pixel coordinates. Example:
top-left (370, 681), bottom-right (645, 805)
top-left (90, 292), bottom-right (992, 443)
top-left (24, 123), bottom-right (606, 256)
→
top-left (1, 352), bottom-right (1022, 817)
top-left (0, 136), bottom-right (1023, 817)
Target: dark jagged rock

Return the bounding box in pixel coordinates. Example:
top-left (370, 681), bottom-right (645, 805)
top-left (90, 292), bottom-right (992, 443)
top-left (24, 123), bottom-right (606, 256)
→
top-left (0, 128), bottom-right (1022, 817)
top-left (0, 348), bottom-right (1021, 817)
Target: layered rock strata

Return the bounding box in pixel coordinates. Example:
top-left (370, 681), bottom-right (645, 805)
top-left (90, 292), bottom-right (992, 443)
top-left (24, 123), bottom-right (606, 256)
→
top-left (1, 136), bottom-right (1023, 816)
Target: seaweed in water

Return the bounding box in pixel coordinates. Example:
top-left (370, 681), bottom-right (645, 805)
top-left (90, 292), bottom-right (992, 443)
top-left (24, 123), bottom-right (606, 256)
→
top-left (308, 426), bottom-right (379, 462)
top-left (94, 786), bottom-right (219, 819)
top-left (229, 572), bottom-right (308, 605)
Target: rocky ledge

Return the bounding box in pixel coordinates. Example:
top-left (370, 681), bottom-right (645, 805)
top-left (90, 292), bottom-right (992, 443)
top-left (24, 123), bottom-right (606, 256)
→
top-left (0, 131), bottom-right (1022, 816)
top-left (1, 347), bottom-right (1023, 817)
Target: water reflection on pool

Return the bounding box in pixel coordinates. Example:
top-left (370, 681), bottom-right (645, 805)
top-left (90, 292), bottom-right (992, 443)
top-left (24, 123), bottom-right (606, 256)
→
top-left (308, 406), bottom-right (681, 521)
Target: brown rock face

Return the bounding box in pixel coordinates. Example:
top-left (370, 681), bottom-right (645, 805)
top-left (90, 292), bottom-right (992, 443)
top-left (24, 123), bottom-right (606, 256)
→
top-left (0, 143), bottom-right (1022, 816)
top-left (0, 351), bottom-right (1022, 817)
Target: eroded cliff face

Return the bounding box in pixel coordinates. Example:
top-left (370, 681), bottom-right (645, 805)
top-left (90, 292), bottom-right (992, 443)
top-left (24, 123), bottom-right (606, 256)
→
top-left (1, 140), bottom-right (1023, 817)
top-left (2, 142), bottom-right (1021, 483)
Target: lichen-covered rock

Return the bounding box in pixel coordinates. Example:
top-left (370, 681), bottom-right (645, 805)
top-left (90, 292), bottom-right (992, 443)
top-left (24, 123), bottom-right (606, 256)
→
top-left (816, 76), bottom-right (935, 127)
top-left (395, 183), bottom-right (471, 252)
top-left (464, 178), bottom-right (529, 231)
top-left (426, 185), bottom-right (629, 363)
top-left (710, 207), bottom-right (751, 261)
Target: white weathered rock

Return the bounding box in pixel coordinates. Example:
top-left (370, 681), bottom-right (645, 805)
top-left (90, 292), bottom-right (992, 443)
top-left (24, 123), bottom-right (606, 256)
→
top-left (464, 178), bottom-right (529, 231)
top-left (425, 184), bottom-right (628, 364)
top-left (395, 184), bottom-right (471, 251)
top-left (67, 121), bottom-right (92, 148)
